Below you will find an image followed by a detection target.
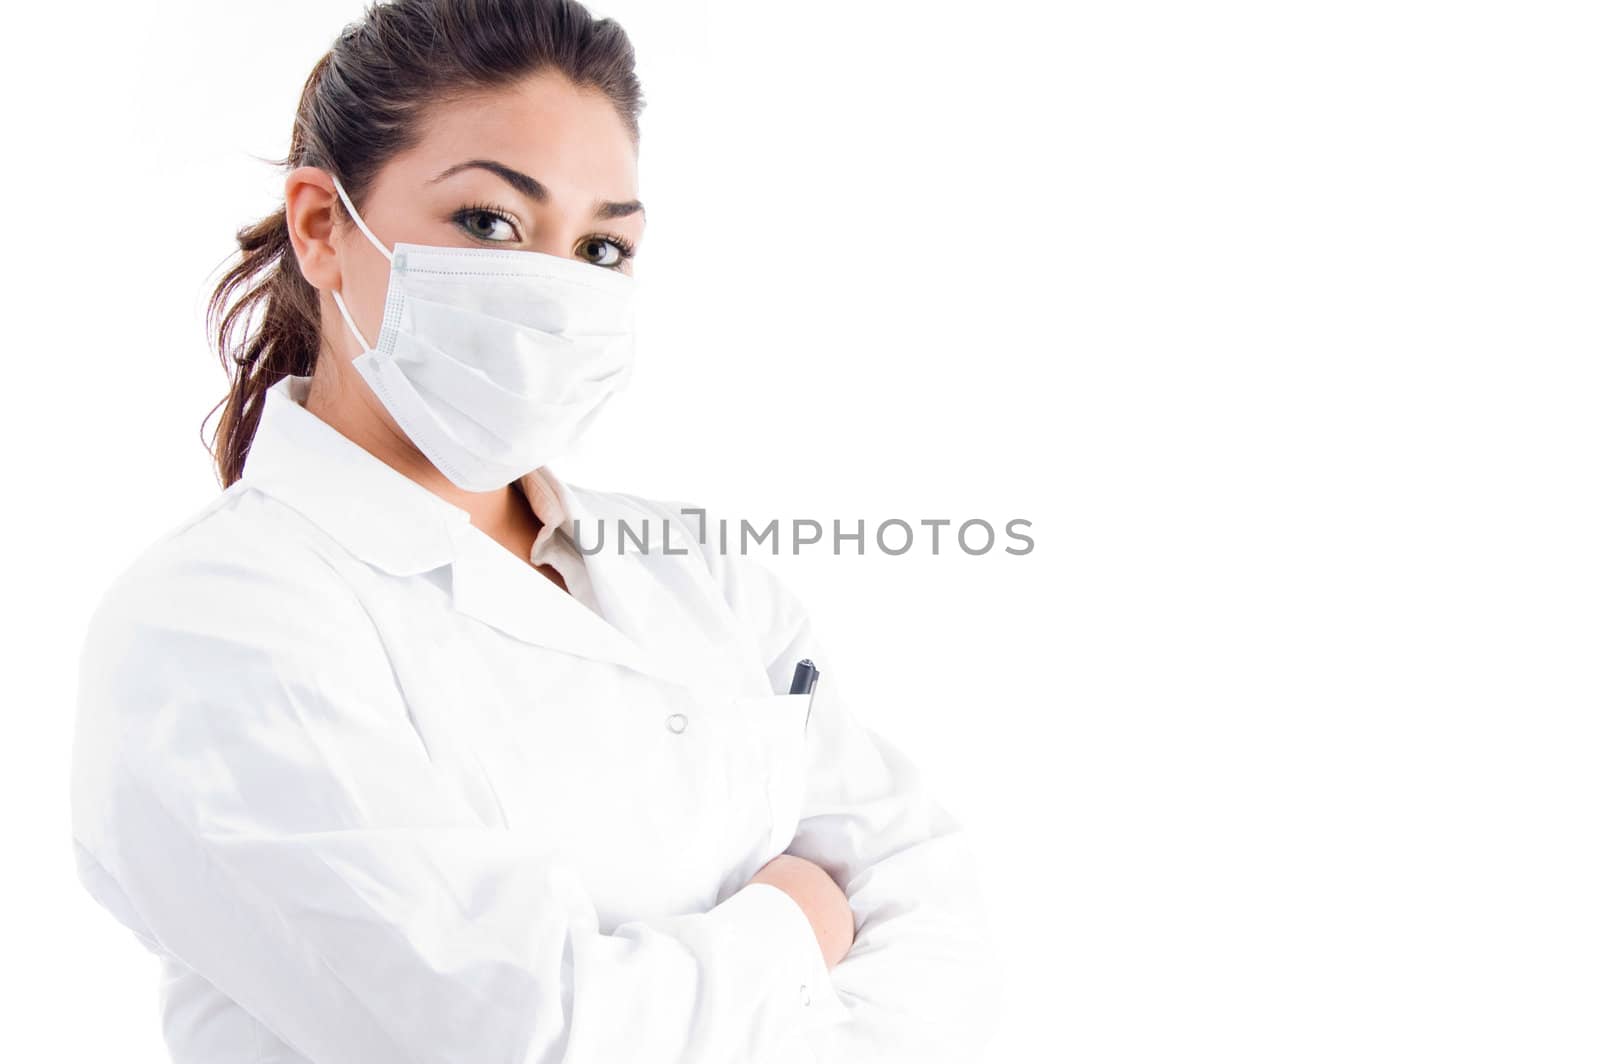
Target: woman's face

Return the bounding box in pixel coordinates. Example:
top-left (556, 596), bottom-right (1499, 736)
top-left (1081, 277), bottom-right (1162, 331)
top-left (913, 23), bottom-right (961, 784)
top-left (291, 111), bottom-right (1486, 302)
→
top-left (290, 70), bottom-right (643, 369)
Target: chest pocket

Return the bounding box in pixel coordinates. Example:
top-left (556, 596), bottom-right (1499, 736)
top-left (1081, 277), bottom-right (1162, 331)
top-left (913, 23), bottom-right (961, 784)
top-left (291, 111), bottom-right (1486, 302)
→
top-left (729, 692), bottom-right (813, 858)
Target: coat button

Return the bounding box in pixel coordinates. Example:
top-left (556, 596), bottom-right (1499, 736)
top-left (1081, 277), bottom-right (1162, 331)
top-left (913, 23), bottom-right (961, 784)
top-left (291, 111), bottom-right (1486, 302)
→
top-left (799, 983), bottom-right (811, 1006)
top-left (665, 713), bottom-right (688, 734)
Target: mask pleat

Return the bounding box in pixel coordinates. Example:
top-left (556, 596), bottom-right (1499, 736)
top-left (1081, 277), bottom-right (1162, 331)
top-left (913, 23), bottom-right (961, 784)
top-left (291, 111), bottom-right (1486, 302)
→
top-left (344, 242), bottom-right (639, 491)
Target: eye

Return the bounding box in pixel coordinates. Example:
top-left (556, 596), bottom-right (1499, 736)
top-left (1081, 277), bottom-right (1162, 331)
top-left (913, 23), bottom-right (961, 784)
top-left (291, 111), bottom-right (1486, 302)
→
top-left (577, 233), bottom-right (637, 271)
top-left (452, 204), bottom-right (520, 243)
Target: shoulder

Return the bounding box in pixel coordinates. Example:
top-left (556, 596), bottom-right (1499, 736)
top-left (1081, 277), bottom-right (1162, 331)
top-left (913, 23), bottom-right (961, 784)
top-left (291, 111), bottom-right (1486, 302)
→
top-left (79, 483), bottom-right (381, 708)
top-left (73, 483), bottom-right (403, 848)
top-left (70, 486), bottom-right (408, 867)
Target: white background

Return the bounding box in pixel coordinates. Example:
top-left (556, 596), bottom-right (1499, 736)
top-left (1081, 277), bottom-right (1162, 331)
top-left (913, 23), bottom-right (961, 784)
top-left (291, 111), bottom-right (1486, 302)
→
top-left (4, 1), bottom-right (1596, 1060)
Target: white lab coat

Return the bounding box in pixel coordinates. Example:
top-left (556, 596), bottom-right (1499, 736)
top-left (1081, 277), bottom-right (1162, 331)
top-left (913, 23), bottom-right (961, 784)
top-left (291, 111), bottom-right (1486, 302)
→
top-left (70, 372), bottom-right (997, 1064)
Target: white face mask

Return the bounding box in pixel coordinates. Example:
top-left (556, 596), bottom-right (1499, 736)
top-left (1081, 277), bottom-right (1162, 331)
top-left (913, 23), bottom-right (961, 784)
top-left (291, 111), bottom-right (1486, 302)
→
top-left (327, 173), bottom-right (638, 491)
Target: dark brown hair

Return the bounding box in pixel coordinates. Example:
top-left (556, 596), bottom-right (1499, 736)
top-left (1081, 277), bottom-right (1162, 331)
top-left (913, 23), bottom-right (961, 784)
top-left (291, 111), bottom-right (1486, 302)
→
top-left (204, 0), bottom-right (645, 488)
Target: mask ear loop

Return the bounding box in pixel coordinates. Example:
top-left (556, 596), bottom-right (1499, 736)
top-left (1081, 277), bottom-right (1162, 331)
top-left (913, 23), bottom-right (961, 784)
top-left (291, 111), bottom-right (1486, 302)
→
top-left (328, 172), bottom-right (394, 353)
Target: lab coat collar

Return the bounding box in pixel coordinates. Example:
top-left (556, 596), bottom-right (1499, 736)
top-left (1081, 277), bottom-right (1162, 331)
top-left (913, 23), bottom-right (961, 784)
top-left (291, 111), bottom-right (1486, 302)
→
top-left (241, 374), bottom-right (464, 576)
top-left (241, 374), bottom-right (651, 576)
top-left (239, 373), bottom-right (685, 683)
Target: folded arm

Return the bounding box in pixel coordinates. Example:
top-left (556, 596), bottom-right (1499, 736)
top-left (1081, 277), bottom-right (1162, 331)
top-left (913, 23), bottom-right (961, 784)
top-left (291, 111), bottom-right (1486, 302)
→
top-left (683, 508), bottom-right (1003, 1063)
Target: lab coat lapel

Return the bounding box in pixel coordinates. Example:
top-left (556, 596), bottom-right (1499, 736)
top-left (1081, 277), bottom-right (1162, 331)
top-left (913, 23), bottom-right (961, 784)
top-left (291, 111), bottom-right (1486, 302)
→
top-left (448, 483), bottom-right (728, 692)
top-left (443, 516), bottom-right (674, 681)
top-left (567, 491), bottom-right (741, 693)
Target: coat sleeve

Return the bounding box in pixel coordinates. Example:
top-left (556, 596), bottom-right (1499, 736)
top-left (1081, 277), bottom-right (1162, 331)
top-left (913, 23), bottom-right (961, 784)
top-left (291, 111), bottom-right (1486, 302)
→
top-left (672, 505), bottom-right (1005, 1063)
top-left (68, 523), bottom-right (845, 1064)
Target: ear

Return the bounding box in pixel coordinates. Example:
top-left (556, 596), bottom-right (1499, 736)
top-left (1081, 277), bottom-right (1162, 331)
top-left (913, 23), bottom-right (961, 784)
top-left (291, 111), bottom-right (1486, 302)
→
top-left (283, 166), bottom-right (342, 292)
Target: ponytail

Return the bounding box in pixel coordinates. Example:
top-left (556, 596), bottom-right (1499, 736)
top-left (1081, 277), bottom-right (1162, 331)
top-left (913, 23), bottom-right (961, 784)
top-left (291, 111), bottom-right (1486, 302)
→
top-left (203, 48), bottom-right (336, 489)
top-left (204, 203), bottom-right (321, 488)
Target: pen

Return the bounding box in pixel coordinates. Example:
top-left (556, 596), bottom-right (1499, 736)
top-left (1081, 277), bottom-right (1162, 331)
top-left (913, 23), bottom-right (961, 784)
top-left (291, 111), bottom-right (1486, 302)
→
top-left (789, 658), bottom-right (820, 729)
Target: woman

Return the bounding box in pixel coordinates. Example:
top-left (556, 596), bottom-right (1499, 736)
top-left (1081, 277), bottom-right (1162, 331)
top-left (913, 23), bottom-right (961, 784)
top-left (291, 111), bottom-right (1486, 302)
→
top-left (69, 2), bottom-right (996, 1062)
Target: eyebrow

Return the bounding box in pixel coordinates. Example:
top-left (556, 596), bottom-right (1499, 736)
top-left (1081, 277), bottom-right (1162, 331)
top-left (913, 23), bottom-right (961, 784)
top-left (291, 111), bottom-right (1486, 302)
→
top-left (430, 158), bottom-right (645, 221)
